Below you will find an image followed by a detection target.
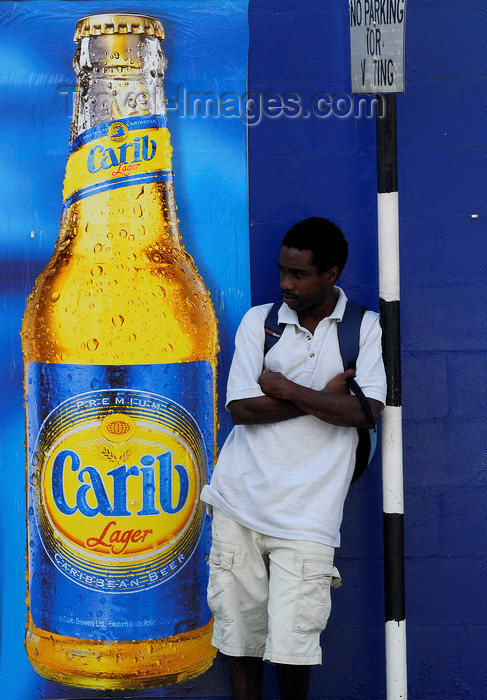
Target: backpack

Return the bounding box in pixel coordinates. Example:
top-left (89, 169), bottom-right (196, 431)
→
top-left (263, 300), bottom-right (377, 483)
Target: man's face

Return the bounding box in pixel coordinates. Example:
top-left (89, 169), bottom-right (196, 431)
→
top-left (278, 246), bottom-right (337, 314)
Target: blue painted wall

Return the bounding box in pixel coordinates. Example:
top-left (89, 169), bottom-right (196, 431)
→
top-left (248, 0), bottom-right (487, 698)
top-left (1, 1), bottom-right (485, 698)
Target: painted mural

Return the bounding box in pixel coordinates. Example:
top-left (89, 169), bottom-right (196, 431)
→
top-left (0, 2), bottom-right (249, 698)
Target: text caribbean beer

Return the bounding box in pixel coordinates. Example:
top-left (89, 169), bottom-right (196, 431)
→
top-left (21, 14), bottom-right (218, 689)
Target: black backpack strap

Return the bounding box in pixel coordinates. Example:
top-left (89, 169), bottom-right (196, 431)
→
top-left (351, 427), bottom-right (373, 483)
top-left (348, 376), bottom-right (375, 429)
top-left (264, 301), bottom-right (285, 356)
top-left (338, 301), bottom-right (376, 430)
top-left (337, 301), bottom-right (365, 371)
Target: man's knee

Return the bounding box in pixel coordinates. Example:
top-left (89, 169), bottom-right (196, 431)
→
top-left (276, 663), bottom-right (312, 700)
top-left (225, 654), bottom-right (264, 700)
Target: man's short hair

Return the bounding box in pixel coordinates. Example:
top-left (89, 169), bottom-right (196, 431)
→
top-left (282, 217), bottom-right (348, 276)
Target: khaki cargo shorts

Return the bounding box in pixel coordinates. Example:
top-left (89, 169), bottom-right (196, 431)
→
top-left (207, 508), bottom-right (341, 666)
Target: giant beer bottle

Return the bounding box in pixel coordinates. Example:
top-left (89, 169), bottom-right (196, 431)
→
top-left (21, 14), bottom-right (217, 689)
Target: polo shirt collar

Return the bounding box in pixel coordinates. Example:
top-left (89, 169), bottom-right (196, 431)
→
top-left (277, 286), bottom-right (349, 326)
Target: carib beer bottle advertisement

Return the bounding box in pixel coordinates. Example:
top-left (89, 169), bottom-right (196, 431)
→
top-left (0, 2), bottom-right (249, 698)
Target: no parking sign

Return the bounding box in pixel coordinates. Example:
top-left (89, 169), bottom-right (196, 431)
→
top-left (349, 0), bottom-right (406, 93)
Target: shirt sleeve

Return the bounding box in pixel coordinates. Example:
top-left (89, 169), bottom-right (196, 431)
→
top-left (355, 311), bottom-right (387, 404)
top-left (225, 305), bottom-right (272, 408)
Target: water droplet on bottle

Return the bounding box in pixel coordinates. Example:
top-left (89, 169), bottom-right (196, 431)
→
top-left (128, 333), bottom-right (137, 342)
top-left (91, 265), bottom-right (103, 276)
top-left (112, 315), bottom-right (124, 327)
top-left (51, 291), bottom-right (60, 303)
top-left (87, 338), bottom-right (99, 351)
top-left (94, 243), bottom-right (103, 253)
top-left (119, 229), bottom-right (127, 239)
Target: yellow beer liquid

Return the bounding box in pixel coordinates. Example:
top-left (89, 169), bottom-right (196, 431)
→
top-left (22, 14), bottom-right (218, 690)
top-left (22, 183), bottom-right (217, 369)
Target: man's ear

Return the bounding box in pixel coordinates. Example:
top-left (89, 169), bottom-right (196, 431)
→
top-left (324, 265), bottom-right (339, 284)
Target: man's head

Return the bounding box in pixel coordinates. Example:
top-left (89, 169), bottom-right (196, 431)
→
top-left (278, 217), bottom-right (348, 315)
top-left (281, 217), bottom-right (348, 277)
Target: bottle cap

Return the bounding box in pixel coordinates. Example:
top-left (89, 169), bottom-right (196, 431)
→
top-left (74, 13), bottom-right (164, 41)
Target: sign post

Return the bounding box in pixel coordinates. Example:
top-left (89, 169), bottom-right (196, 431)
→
top-left (349, 2), bottom-right (407, 699)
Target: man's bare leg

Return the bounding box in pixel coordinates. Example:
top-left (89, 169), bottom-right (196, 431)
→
top-left (225, 655), bottom-right (264, 700)
top-left (276, 663), bottom-right (311, 700)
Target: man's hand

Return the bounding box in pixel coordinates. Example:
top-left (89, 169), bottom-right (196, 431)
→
top-left (259, 368), bottom-right (355, 400)
top-left (323, 368), bottom-right (355, 395)
top-left (258, 368), bottom-right (382, 429)
top-left (258, 370), bottom-right (293, 400)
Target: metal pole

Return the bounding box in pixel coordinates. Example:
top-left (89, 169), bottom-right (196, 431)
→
top-left (376, 93), bottom-right (408, 700)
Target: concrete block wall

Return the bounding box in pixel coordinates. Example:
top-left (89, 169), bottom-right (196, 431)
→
top-left (248, 0), bottom-right (487, 697)
top-left (1, 2), bottom-right (484, 698)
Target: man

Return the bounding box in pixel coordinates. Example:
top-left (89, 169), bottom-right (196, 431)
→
top-left (201, 217), bottom-right (386, 700)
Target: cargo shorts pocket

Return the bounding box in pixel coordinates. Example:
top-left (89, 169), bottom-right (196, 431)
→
top-left (293, 560), bottom-right (341, 634)
top-left (207, 544), bottom-right (238, 624)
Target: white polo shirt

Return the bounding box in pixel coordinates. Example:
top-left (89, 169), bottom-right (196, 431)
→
top-left (201, 288), bottom-right (386, 547)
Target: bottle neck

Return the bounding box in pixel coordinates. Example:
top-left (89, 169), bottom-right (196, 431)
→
top-left (71, 33), bottom-right (167, 139)
top-left (61, 32), bottom-right (180, 254)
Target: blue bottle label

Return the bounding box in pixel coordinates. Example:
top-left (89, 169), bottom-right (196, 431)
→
top-left (26, 362), bottom-right (214, 641)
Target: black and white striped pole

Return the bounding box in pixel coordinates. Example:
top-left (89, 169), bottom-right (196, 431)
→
top-left (377, 93), bottom-right (407, 700)
top-left (349, 5), bottom-right (408, 695)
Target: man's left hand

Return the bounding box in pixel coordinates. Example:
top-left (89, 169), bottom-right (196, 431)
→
top-left (323, 369), bottom-right (355, 394)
